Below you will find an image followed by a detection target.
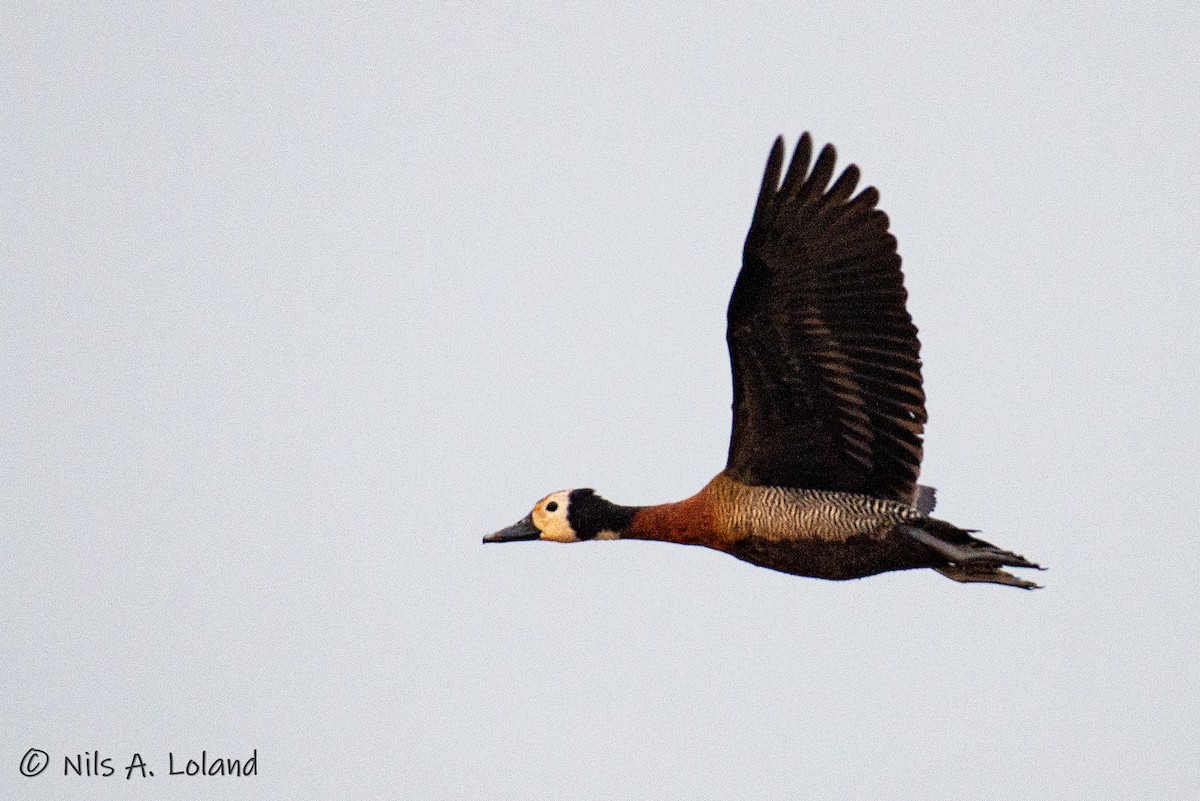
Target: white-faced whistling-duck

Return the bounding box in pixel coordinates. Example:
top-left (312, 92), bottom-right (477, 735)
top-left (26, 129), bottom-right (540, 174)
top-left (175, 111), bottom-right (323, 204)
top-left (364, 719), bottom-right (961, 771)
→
top-left (486, 134), bottom-right (1044, 589)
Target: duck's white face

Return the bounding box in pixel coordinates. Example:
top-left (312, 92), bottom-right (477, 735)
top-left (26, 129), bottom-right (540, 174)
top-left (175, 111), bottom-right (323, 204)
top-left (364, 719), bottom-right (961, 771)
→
top-left (526, 490), bottom-right (576, 542)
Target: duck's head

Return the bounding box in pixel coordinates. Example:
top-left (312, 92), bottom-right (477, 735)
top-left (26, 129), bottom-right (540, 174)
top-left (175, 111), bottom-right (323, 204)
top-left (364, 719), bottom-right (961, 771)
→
top-left (484, 488), bottom-right (635, 544)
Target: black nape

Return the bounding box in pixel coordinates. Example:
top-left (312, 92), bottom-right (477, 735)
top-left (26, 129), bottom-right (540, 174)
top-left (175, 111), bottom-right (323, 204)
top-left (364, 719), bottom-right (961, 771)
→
top-left (567, 489), bottom-right (638, 540)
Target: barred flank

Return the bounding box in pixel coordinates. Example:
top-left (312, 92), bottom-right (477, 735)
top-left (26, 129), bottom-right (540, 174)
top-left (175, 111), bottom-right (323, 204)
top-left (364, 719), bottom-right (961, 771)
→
top-left (711, 475), bottom-right (921, 542)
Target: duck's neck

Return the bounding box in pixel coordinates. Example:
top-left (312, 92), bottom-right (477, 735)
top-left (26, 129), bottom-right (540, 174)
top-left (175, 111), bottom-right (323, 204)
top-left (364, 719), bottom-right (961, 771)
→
top-left (622, 476), bottom-right (726, 547)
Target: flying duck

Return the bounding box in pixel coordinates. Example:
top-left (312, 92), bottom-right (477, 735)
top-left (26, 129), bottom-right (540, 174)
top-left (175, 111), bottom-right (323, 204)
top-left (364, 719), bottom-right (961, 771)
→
top-left (485, 134), bottom-right (1043, 589)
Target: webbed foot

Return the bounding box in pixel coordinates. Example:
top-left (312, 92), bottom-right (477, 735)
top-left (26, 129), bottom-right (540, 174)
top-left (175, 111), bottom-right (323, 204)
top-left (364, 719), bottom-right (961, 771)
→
top-left (933, 565), bottom-right (1042, 590)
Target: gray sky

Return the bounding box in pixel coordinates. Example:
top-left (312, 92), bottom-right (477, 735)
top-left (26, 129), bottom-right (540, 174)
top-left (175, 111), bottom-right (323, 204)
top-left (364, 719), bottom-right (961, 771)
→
top-left (3, 2), bottom-right (1198, 799)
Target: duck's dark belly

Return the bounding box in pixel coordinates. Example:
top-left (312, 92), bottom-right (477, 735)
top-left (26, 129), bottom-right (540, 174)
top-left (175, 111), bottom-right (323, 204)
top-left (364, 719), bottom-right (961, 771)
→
top-left (727, 531), bottom-right (940, 580)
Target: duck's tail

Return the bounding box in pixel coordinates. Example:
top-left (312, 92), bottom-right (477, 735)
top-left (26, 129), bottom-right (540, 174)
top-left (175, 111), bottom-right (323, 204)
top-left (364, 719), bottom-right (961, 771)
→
top-left (901, 519), bottom-right (1045, 590)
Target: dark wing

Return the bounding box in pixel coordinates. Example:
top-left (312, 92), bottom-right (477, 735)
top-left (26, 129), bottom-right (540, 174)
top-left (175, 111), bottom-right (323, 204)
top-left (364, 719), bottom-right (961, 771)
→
top-left (724, 134), bottom-right (926, 503)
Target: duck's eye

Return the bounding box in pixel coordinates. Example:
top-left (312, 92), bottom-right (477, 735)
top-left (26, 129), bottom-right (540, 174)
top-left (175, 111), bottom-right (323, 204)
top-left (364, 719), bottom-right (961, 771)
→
top-left (546, 501), bottom-right (559, 512)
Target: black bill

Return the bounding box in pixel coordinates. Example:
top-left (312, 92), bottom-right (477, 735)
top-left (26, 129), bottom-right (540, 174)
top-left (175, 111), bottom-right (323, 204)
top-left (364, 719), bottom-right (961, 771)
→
top-left (482, 514), bottom-right (540, 543)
